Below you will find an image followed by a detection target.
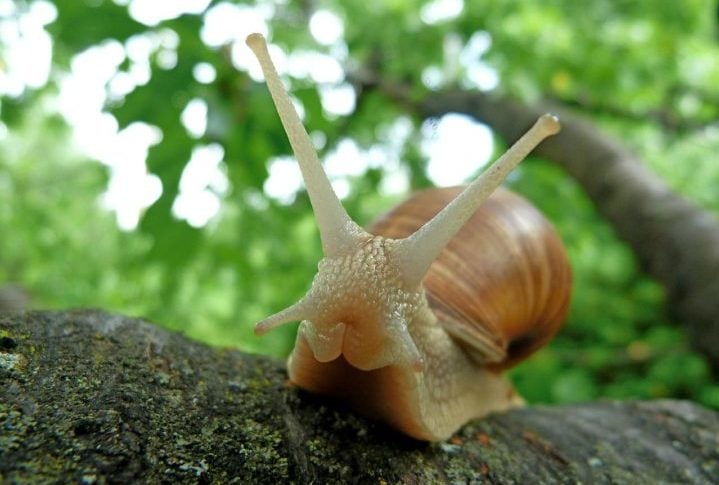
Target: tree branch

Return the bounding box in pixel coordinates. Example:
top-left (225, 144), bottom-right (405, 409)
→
top-left (547, 87), bottom-right (719, 133)
top-left (1, 310), bottom-right (718, 483)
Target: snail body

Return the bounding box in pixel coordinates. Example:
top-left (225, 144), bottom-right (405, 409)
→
top-left (246, 34), bottom-right (571, 441)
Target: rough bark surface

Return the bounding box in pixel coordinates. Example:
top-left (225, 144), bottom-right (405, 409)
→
top-left (1, 310), bottom-right (718, 484)
top-left (414, 91), bottom-right (719, 367)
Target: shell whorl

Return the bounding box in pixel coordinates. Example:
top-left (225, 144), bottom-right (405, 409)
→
top-left (369, 186), bottom-right (572, 369)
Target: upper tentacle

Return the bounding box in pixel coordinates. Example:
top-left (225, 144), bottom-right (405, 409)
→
top-left (246, 33), bottom-right (367, 257)
top-left (395, 114), bottom-right (560, 287)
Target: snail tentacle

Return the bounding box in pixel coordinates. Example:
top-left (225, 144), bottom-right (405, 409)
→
top-left (397, 115), bottom-right (561, 287)
top-left (246, 33), bottom-right (367, 257)
top-left (254, 296), bottom-right (313, 335)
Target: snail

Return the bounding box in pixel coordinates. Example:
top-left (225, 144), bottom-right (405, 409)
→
top-left (246, 33), bottom-right (571, 441)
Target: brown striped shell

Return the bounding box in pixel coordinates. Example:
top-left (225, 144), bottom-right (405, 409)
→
top-left (369, 186), bottom-right (572, 369)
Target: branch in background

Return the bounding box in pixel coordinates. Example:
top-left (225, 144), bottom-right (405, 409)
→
top-left (1, 310), bottom-right (718, 482)
top-left (548, 78), bottom-right (719, 134)
top-left (549, 91), bottom-right (718, 133)
top-left (0, 284), bottom-right (30, 313)
top-left (358, 76), bottom-right (719, 369)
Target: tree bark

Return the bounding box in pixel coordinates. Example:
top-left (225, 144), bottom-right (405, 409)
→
top-left (1, 310), bottom-right (717, 483)
top-left (409, 90), bottom-right (719, 368)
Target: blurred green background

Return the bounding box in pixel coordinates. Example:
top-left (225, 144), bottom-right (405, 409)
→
top-left (1, 0), bottom-right (718, 409)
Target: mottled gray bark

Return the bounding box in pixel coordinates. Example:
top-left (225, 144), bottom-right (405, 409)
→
top-left (1, 310), bottom-right (717, 483)
top-left (413, 90), bottom-right (719, 368)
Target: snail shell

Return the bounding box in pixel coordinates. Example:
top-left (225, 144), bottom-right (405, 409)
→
top-left (369, 186), bottom-right (571, 370)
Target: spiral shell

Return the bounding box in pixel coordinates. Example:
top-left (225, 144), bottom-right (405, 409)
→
top-left (369, 186), bottom-right (572, 368)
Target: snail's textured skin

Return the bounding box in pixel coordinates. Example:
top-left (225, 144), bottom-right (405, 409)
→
top-left (287, 249), bottom-right (521, 440)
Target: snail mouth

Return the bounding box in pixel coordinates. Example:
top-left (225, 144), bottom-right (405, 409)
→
top-left (342, 323), bottom-right (425, 372)
top-left (299, 320), bottom-right (346, 363)
top-left (300, 319), bottom-right (425, 373)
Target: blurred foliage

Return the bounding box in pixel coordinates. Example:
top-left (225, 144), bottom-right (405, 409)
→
top-left (1, 0), bottom-right (718, 410)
